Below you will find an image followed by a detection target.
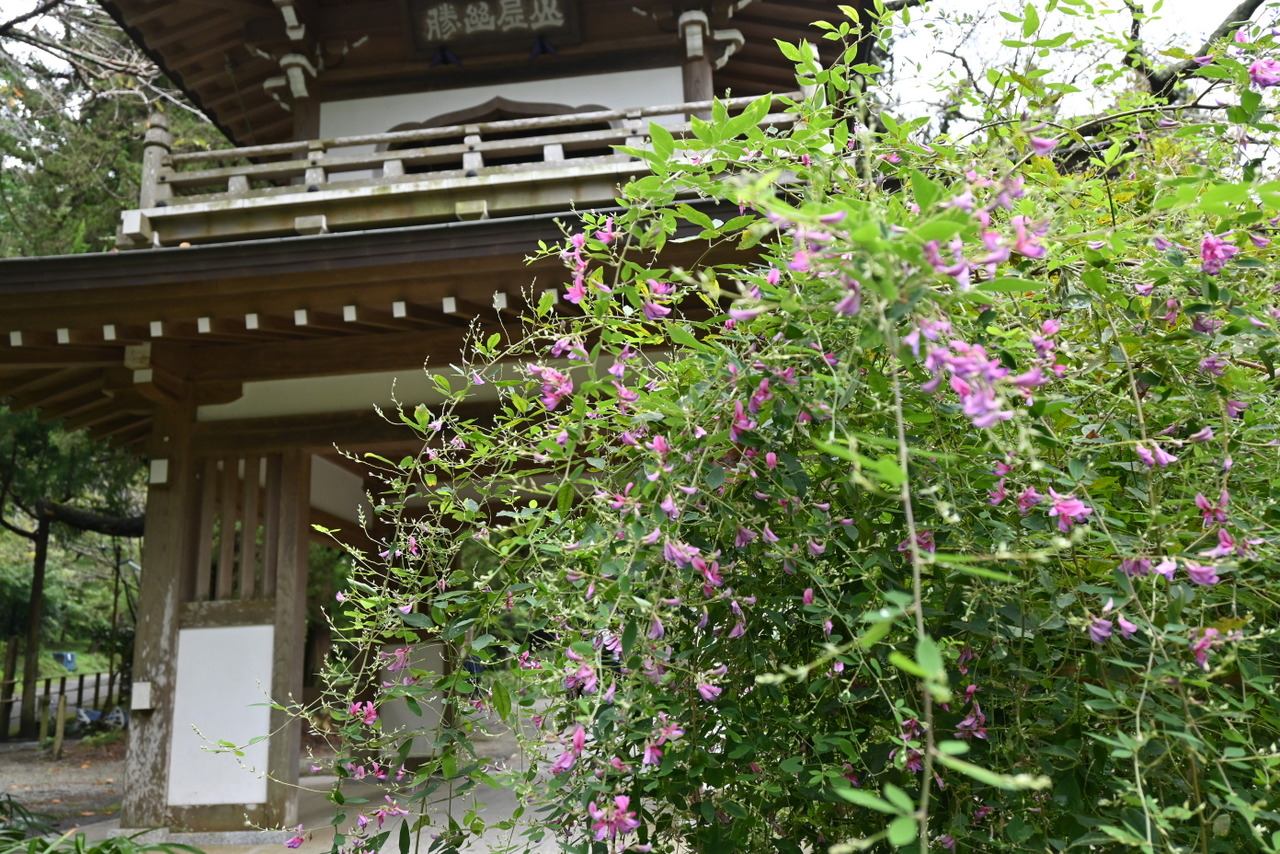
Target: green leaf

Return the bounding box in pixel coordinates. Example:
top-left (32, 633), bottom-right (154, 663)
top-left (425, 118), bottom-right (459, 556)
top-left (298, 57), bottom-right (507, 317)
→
top-left (979, 277), bottom-right (1045, 293)
top-left (471, 633), bottom-right (495, 650)
top-left (649, 121), bottom-right (675, 160)
top-left (909, 169), bottom-right (942, 210)
top-left (833, 786), bottom-right (898, 813)
top-left (934, 753), bottom-right (1050, 790)
top-left (889, 651), bottom-right (926, 677)
top-left (491, 679), bottom-right (511, 721)
top-left (706, 465), bottom-right (727, 489)
top-left (883, 783), bottom-right (914, 814)
top-left (915, 635), bottom-right (945, 680)
top-left (668, 323), bottom-right (711, 351)
top-left (1022, 3), bottom-right (1040, 37)
top-left (888, 815), bottom-right (918, 847)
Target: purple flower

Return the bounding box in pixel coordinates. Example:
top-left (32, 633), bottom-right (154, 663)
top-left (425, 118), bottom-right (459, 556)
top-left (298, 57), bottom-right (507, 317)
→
top-left (1119, 557), bottom-right (1152, 577)
top-left (1249, 58), bottom-right (1280, 87)
top-left (1191, 627), bottom-right (1221, 669)
top-left (1088, 616), bottom-right (1113, 643)
top-left (1029, 136), bottom-right (1058, 156)
top-left (1188, 425), bottom-right (1215, 443)
top-left (697, 683), bottom-right (722, 701)
top-left (1199, 527), bottom-right (1237, 559)
top-left (1185, 561), bottom-right (1220, 586)
top-left (1226, 399), bottom-right (1248, 418)
top-left (642, 302), bottom-right (671, 320)
top-left (1195, 490), bottom-right (1229, 526)
top-left (1154, 558), bottom-right (1178, 580)
top-left (284, 826), bottom-right (305, 849)
top-left (1117, 614), bottom-right (1139, 639)
top-left (1200, 232), bottom-right (1239, 275)
top-left (549, 750), bottom-right (576, 774)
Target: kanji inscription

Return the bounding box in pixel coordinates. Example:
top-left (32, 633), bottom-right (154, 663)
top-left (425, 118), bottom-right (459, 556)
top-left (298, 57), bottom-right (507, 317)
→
top-left (410, 0), bottom-right (575, 50)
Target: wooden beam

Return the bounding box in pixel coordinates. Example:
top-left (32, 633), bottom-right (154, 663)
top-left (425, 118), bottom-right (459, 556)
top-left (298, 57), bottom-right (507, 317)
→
top-left (185, 327), bottom-right (500, 383)
top-left (0, 368), bottom-right (87, 402)
top-left (190, 402), bottom-right (499, 455)
top-left (0, 345), bottom-right (120, 368)
top-left (7, 373), bottom-right (103, 412)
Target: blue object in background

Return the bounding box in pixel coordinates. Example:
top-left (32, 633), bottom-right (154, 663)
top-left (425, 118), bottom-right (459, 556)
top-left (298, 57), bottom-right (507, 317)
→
top-left (52, 651), bottom-right (77, 672)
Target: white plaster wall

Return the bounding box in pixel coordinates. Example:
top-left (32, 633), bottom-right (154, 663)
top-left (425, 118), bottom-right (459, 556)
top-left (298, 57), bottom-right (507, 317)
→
top-left (319, 66), bottom-right (684, 142)
top-left (311, 455), bottom-right (367, 525)
top-left (167, 625), bottom-right (274, 806)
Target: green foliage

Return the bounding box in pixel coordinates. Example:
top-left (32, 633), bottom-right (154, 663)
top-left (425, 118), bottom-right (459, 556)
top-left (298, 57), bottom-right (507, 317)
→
top-left (0, 2), bottom-right (223, 257)
top-left (311, 5), bottom-right (1280, 854)
top-left (0, 795), bottom-right (56, 844)
top-left (0, 830), bottom-right (204, 854)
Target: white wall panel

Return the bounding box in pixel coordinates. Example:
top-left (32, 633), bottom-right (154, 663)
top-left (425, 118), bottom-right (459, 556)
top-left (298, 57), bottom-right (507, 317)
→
top-left (167, 625), bottom-right (274, 806)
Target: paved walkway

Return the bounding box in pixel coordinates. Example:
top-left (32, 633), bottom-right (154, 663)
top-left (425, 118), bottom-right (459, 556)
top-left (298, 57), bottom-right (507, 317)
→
top-left (69, 709), bottom-right (560, 854)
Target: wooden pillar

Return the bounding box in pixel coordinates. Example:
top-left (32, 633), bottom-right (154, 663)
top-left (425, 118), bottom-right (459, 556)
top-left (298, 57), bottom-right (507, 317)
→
top-left (121, 394), bottom-right (198, 829)
top-left (267, 449), bottom-right (311, 826)
top-left (679, 11), bottom-right (714, 109)
top-left (139, 112), bottom-right (173, 209)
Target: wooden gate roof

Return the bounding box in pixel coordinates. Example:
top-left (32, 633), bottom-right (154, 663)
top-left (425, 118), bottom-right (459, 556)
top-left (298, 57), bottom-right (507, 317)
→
top-left (98, 0), bottom-right (855, 147)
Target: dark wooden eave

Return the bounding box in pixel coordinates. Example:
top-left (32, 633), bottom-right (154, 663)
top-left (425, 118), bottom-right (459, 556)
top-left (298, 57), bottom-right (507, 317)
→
top-left (0, 205), bottom-right (744, 448)
top-left (96, 0), bottom-right (857, 147)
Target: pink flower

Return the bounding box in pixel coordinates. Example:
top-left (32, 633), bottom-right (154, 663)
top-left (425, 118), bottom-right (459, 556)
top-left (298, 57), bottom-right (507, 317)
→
top-left (1250, 58), bottom-right (1280, 87)
top-left (549, 751), bottom-right (576, 774)
top-left (1195, 490), bottom-right (1229, 526)
top-left (1047, 489), bottom-right (1092, 532)
top-left (1190, 627), bottom-right (1221, 669)
top-left (1200, 232), bottom-right (1239, 275)
top-left (350, 701), bottom-right (377, 725)
top-left (802, 588), bottom-right (815, 605)
top-left (588, 795), bottom-right (642, 841)
top-left (1119, 557), bottom-right (1152, 577)
top-left (697, 683), bottom-right (722, 701)
top-left (1117, 614), bottom-right (1139, 639)
top-left (284, 826), bottom-right (305, 849)
top-left (1017, 486), bottom-right (1043, 515)
top-left (1136, 442), bottom-right (1177, 467)
top-left (1029, 136), bottom-right (1058, 156)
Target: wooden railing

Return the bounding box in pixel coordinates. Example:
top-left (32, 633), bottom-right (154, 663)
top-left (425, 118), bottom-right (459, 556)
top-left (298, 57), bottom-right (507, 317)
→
top-left (120, 93), bottom-right (799, 248)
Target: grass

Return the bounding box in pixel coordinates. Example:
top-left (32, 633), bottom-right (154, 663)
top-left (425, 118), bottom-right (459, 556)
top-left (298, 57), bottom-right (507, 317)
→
top-left (1, 641), bottom-right (116, 683)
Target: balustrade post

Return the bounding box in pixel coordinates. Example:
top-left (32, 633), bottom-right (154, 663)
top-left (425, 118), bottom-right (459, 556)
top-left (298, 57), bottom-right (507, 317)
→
top-left (139, 112), bottom-right (173, 209)
top-left (463, 126), bottom-right (484, 175)
top-left (305, 140), bottom-right (327, 189)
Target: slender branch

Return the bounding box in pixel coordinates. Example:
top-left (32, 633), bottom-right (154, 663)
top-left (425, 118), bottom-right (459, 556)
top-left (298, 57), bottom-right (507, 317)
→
top-left (0, 0), bottom-right (67, 38)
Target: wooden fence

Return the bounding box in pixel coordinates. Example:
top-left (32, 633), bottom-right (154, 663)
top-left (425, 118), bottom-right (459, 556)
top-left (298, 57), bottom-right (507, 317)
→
top-left (0, 669), bottom-right (124, 740)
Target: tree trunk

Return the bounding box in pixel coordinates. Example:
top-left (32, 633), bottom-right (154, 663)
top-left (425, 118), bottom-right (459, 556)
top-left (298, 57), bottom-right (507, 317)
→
top-left (18, 514), bottom-right (51, 738)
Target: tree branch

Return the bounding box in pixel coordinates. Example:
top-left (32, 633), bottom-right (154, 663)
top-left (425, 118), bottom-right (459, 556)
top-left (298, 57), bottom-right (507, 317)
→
top-left (0, 0), bottom-right (67, 39)
top-left (35, 498), bottom-right (144, 538)
top-left (1146, 0), bottom-right (1267, 99)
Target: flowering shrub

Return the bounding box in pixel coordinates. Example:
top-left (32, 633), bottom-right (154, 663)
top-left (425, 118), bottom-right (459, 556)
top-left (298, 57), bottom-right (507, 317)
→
top-left (314, 6), bottom-right (1280, 853)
